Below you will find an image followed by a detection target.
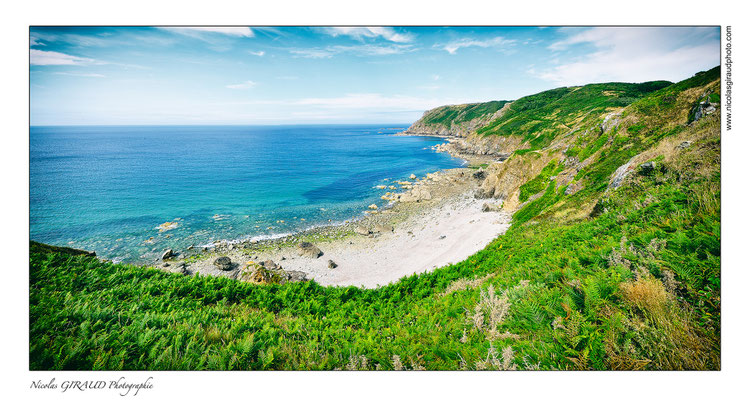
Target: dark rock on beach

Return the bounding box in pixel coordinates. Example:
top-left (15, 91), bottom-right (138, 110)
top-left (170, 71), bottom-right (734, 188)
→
top-left (161, 249), bottom-right (175, 260)
top-left (297, 242), bottom-right (323, 258)
top-left (213, 256), bottom-right (234, 270)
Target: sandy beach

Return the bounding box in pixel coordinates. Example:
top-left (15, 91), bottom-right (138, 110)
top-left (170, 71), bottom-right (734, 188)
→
top-left (156, 161), bottom-right (511, 288)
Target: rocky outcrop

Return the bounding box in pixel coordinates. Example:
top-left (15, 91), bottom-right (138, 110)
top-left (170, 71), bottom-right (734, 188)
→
top-left (30, 241), bottom-right (96, 258)
top-left (402, 102), bottom-right (510, 138)
top-left (161, 249), bottom-right (175, 260)
top-left (297, 242), bottom-right (323, 258)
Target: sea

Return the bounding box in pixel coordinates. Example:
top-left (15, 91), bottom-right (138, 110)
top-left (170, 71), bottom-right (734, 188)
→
top-left (30, 125), bottom-right (464, 263)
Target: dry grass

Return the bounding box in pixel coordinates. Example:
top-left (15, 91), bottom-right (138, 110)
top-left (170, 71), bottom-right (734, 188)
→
top-left (443, 273), bottom-right (495, 296)
top-left (619, 276), bottom-right (719, 369)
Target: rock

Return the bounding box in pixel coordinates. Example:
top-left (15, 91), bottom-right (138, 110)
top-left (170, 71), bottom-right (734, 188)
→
top-left (187, 245), bottom-right (194, 250)
top-left (474, 188), bottom-right (493, 199)
top-left (297, 242), bottom-right (323, 258)
top-left (250, 266), bottom-right (273, 283)
top-left (677, 141), bottom-right (692, 150)
top-left (609, 156), bottom-right (637, 189)
top-left (162, 262), bottom-right (170, 268)
top-left (472, 170), bottom-right (487, 180)
top-left (376, 185), bottom-right (387, 189)
top-left (161, 249), bottom-right (175, 260)
top-left (286, 270), bottom-right (309, 283)
top-left (482, 203), bottom-right (503, 212)
top-left (439, 235), bottom-right (446, 240)
top-left (327, 260), bottom-right (338, 269)
top-left (354, 226), bottom-right (371, 236)
top-left (173, 262), bottom-right (188, 275)
top-left (374, 224), bottom-right (394, 233)
top-left (260, 259), bottom-right (281, 270)
top-left (639, 161), bottom-right (656, 175)
top-left (213, 256), bottom-right (234, 270)
top-left (368, 204), bottom-right (378, 210)
top-left (409, 174), bottom-right (417, 180)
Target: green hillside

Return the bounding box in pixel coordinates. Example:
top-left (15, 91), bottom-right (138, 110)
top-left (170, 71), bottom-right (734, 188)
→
top-left (29, 68), bottom-right (720, 370)
top-left (419, 100), bottom-right (511, 128)
top-left (477, 80), bottom-right (673, 150)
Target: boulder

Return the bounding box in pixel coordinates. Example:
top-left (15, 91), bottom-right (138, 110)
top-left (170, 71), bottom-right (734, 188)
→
top-left (327, 260), bottom-right (338, 269)
top-left (677, 141), bottom-right (692, 150)
top-left (482, 203), bottom-right (503, 212)
top-left (374, 224), bottom-right (394, 233)
top-left (286, 270), bottom-right (309, 283)
top-left (409, 173), bottom-right (417, 180)
top-left (213, 256), bottom-right (234, 270)
top-left (368, 204), bottom-right (378, 210)
top-left (260, 259), bottom-right (281, 270)
top-left (354, 226), bottom-right (371, 236)
top-left (161, 249), bottom-right (175, 260)
top-left (639, 161), bottom-right (656, 175)
top-left (297, 242), bottom-right (323, 258)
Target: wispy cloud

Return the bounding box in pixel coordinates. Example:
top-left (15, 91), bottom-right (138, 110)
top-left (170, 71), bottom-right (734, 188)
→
top-left (533, 27), bottom-right (720, 85)
top-left (30, 49), bottom-right (97, 66)
top-left (160, 27), bottom-right (254, 38)
top-left (439, 36), bottom-right (517, 54)
top-left (290, 44), bottom-right (415, 58)
top-left (30, 37), bottom-right (44, 47)
top-left (53, 72), bottom-right (105, 78)
top-left (319, 27), bottom-right (413, 43)
top-left (249, 50), bottom-right (265, 57)
top-left (226, 80), bottom-right (257, 89)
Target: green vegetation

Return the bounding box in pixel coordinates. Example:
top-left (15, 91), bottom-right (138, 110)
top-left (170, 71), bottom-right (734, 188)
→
top-left (477, 81), bottom-right (672, 151)
top-left (420, 100), bottom-right (511, 128)
top-left (30, 68), bottom-right (720, 371)
top-left (518, 159), bottom-right (563, 203)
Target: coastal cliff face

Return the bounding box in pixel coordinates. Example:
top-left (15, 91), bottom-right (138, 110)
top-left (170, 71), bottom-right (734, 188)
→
top-left (403, 101), bottom-right (511, 138)
top-left (405, 70), bottom-right (721, 218)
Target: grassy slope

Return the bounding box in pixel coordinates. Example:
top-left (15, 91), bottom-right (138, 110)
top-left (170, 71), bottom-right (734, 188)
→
top-left (418, 100), bottom-right (511, 128)
top-left (477, 80), bottom-right (672, 150)
top-left (29, 68), bottom-right (720, 371)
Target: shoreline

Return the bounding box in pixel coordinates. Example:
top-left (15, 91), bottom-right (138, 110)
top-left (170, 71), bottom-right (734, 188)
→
top-left (154, 134), bottom-right (509, 288)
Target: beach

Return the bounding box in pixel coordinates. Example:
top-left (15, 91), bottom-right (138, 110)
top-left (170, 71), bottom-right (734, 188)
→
top-left (157, 160), bottom-right (511, 288)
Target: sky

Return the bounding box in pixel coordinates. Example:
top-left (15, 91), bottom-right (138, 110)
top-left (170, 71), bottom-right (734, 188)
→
top-left (29, 26), bottom-right (721, 125)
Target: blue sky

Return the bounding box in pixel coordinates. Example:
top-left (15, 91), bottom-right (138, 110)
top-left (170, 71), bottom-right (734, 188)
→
top-left (30, 26), bottom-right (720, 125)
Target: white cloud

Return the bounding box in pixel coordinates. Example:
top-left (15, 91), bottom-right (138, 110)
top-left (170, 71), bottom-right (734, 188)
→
top-left (290, 44), bottom-right (415, 58)
top-left (440, 36), bottom-right (517, 54)
top-left (160, 27), bottom-right (254, 38)
top-left (535, 27), bottom-right (720, 85)
top-left (249, 50), bottom-right (265, 56)
top-left (30, 49), bottom-right (96, 66)
top-left (320, 27), bottom-right (413, 43)
top-left (293, 93), bottom-right (460, 111)
top-left (53, 72), bottom-right (105, 78)
top-left (30, 37), bottom-right (44, 47)
top-left (226, 80), bottom-right (257, 89)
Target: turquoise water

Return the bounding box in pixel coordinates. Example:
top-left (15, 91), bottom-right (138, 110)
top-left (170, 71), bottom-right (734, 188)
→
top-left (30, 125), bottom-right (463, 263)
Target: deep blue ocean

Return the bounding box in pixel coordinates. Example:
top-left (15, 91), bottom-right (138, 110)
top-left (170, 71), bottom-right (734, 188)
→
top-left (30, 125), bottom-right (463, 263)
